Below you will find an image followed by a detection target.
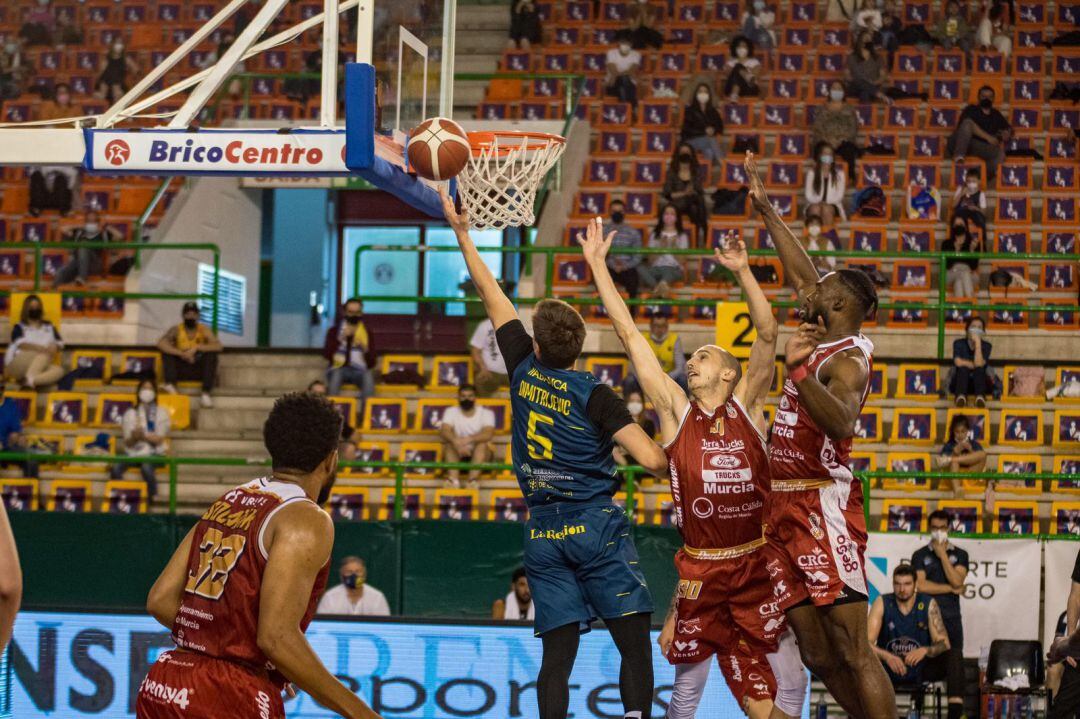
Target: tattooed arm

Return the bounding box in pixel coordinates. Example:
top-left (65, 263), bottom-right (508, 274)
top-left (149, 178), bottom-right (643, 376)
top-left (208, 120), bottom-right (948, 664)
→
top-left (925, 599), bottom-right (952, 659)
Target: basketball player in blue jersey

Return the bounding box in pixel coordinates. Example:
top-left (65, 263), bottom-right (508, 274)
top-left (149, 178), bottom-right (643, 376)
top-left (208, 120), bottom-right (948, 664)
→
top-left (441, 190), bottom-right (669, 719)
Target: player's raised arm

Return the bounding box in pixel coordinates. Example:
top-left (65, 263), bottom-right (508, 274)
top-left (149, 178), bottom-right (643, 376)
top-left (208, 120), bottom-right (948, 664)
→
top-left (719, 235), bottom-right (778, 430)
top-left (0, 504), bottom-right (21, 652)
top-left (785, 320), bottom-right (868, 440)
top-left (258, 503), bottom-right (381, 719)
top-left (440, 188), bottom-right (518, 331)
top-left (145, 525), bottom-right (197, 629)
top-left (744, 152), bottom-right (820, 298)
top-left (579, 217), bottom-right (688, 438)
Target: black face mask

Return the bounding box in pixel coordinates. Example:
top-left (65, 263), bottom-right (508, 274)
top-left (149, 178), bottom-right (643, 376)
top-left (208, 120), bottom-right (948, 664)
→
top-left (979, 97), bottom-right (993, 110)
top-left (342, 573), bottom-right (360, 589)
top-left (610, 211), bottom-right (625, 224)
top-left (27, 308), bottom-right (42, 321)
top-left (183, 318), bottom-right (197, 329)
top-left (460, 399), bottom-right (475, 411)
top-left (345, 315), bottom-right (362, 325)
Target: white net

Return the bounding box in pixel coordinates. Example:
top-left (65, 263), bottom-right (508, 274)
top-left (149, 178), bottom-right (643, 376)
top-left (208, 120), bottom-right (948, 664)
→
top-left (457, 132), bottom-right (566, 230)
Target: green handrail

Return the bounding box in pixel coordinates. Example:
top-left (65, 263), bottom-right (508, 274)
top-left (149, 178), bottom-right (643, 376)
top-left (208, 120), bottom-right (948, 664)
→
top-left (13, 240), bottom-right (223, 332)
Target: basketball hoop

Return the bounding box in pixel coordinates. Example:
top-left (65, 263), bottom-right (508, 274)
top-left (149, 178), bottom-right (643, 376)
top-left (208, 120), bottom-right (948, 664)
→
top-left (457, 130), bottom-right (566, 230)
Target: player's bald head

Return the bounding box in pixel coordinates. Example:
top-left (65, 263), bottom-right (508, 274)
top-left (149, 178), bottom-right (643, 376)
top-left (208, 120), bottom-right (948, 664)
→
top-left (687, 344), bottom-right (742, 398)
top-left (698, 345), bottom-right (743, 385)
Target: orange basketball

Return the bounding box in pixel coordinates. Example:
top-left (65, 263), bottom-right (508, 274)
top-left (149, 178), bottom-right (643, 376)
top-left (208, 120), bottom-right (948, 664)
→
top-left (406, 117), bottom-right (472, 182)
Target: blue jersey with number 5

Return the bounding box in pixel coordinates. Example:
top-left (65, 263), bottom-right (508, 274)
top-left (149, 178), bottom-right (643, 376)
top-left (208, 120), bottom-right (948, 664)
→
top-left (510, 355), bottom-right (619, 507)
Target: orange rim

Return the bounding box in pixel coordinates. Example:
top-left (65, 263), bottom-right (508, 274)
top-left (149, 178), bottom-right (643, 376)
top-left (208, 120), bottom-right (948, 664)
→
top-left (467, 130), bottom-right (566, 157)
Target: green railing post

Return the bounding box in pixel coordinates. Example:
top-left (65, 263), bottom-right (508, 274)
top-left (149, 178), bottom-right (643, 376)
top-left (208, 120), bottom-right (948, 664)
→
top-left (936, 254), bottom-right (948, 360)
top-left (133, 177), bottom-right (175, 270)
top-left (394, 466), bottom-right (404, 521)
top-left (168, 460), bottom-right (178, 516)
top-left (862, 475), bottom-right (871, 528)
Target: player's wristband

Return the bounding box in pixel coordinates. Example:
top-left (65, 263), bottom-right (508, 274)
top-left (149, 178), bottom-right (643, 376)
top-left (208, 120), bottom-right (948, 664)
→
top-left (788, 364), bottom-right (810, 384)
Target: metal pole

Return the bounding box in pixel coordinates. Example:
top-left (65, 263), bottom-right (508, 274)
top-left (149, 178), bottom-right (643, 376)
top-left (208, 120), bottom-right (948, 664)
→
top-left (394, 466), bottom-right (404, 521)
top-left (320, 0), bottom-right (340, 128)
top-left (937, 254), bottom-right (948, 360)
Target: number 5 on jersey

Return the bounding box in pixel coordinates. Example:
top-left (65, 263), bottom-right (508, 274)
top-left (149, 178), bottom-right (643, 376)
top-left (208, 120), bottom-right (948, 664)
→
top-left (185, 527), bottom-right (247, 600)
top-left (527, 410), bottom-right (555, 460)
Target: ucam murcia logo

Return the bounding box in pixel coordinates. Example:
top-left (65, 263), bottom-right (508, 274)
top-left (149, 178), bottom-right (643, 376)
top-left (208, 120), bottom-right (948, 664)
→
top-left (139, 677), bottom-right (192, 710)
top-left (808, 511), bottom-right (826, 540)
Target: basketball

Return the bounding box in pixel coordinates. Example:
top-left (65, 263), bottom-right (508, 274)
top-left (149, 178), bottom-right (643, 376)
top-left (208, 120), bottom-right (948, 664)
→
top-left (406, 117), bottom-right (471, 182)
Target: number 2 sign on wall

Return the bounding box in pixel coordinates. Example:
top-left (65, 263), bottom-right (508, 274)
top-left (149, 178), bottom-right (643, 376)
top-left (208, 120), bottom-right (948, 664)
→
top-left (714, 301), bottom-right (756, 359)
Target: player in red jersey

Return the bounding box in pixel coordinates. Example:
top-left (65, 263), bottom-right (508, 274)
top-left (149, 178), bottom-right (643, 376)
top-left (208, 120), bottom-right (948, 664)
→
top-left (581, 221), bottom-right (807, 719)
top-left (136, 392), bottom-right (382, 719)
top-left (746, 152), bottom-right (897, 718)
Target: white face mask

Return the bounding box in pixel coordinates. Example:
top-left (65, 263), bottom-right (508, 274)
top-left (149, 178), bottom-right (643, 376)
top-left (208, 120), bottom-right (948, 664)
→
top-left (696, 91), bottom-right (710, 103)
top-left (84, 223), bottom-right (99, 234)
top-left (627, 401), bottom-right (644, 416)
top-left (820, 154), bottom-right (834, 165)
top-left (808, 225), bottom-right (821, 237)
top-left (967, 181), bottom-right (979, 192)
top-left (619, 43), bottom-right (631, 54)
top-left (735, 46), bottom-right (749, 58)
top-left (753, 0), bottom-right (766, 11)
top-left (139, 389), bottom-right (156, 404)
top-left (829, 89), bottom-right (845, 102)
top-left (931, 529), bottom-right (948, 543)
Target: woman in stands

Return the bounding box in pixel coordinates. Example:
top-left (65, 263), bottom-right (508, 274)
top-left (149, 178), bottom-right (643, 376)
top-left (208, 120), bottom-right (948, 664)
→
top-left (804, 142), bottom-right (847, 226)
top-left (680, 82), bottom-right (725, 165)
top-left (661, 147), bottom-right (708, 237)
top-left (4, 295), bottom-right (64, 389)
top-left (803, 214), bottom-right (838, 275)
top-left (110, 378), bottom-right (171, 500)
top-left (940, 218), bottom-right (982, 300)
top-left (722, 35), bottom-right (762, 101)
top-left (508, 0), bottom-right (541, 50)
top-left (612, 391), bottom-right (657, 467)
top-left (811, 81), bottom-right (861, 183)
top-left (740, 0), bottom-right (776, 50)
top-left (640, 203), bottom-right (691, 297)
top-left (845, 32), bottom-right (893, 104)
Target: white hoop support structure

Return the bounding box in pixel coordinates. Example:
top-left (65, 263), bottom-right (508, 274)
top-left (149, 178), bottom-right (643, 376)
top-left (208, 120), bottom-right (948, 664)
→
top-left (457, 130), bottom-right (566, 230)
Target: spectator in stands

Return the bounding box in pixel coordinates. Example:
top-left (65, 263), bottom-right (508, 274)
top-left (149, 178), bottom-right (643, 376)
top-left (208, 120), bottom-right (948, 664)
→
top-left (912, 512), bottom-right (970, 674)
top-left (52, 12), bottom-right (83, 46)
top-left (722, 35), bottom-right (762, 101)
top-left (620, 0), bottom-right (664, 50)
top-left (868, 564), bottom-right (966, 719)
top-left (508, 0), bottom-right (541, 50)
top-left (937, 415), bottom-right (987, 494)
top-left (322, 298), bottom-right (375, 402)
top-left (952, 168), bottom-right (988, 237)
top-left (846, 33), bottom-right (893, 104)
top-left (624, 315), bottom-right (688, 396)
top-left (681, 83), bottom-right (724, 165)
top-left (639, 204), bottom-right (690, 297)
top-left (316, 556), bottom-right (391, 616)
top-left (29, 84), bottom-right (77, 218)
top-left (613, 390), bottom-right (657, 467)
top-left (951, 315), bottom-right (991, 406)
top-left (811, 81), bottom-right (861, 183)
top-left (804, 215), bottom-right (838, 274)
top-left (876, 0), bottom-right (903, 55)
top-left (933, 0), bottom-right (974, 51)
top-left (439, 383), bottom-right (495, 488)
top-left (0, 40), bottom-right (29, 100)
top-left (947, 85), bottom-right (1011, 182)
top-left (158, 302), bottom-right (223, 408)
top-left (941, 218), bottom-right (982, 299)
top-left (492, 566), bottom-right (534, 620)
top-left (19, 2), bottom-right (54, 46)
top-left (605, 38), bottom-right (642, 107)
top-left (0, 383), bottom-right (38, 479)
top-left (52, 211), bottom-right (117, 287)
top-left (470, 318), bottom-right (508, 396)
top-left (95, 40), bottom-right (139, 103)
top-left (602, 199), bottom-right (644, 300)
top-left (109, 379), bottom-right (169, 500)
top-left (975, 1), bottom-right (1012, 56)
top-left (805, 142), bottom-right (847, 226)
top-left (853, 0), bottom-right (884, 33)
top-left (4, 295), bottom-right (64, 389)
top-left (740, 0), bottom-right (777, 50)
top-left (662, 149), bottom-right (708, 235)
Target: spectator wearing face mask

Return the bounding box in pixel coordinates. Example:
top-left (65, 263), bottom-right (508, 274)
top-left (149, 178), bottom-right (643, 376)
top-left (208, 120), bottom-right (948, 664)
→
top-left (740, 0), bottom-right (776, 50)
top-left (951, 315), bottom-right (991, 407)
top-left (947, 85), bottom-right (1011, 182)
top-left (936, 415), bottom-right (986, 495)
top-left (322, 297), bottom-right (375, 401)
top-left (110, 379), bottom-right (170, 499)
top-left (602, 199), bottom-right (644, 301)
top-left (52, 210), bottom-right (116, 287)
top-left (952, 168), bottom-right (987, 237)
top-left (613, 390), bottom-right (657, 467)
top-left (623, 315), bottom-right (687, 397)
top-left (157, 302), bottom-right (223, 407)
top-left (640, 203), bottom-right (690, 296)
top-left (5, 294), bottom-right (64, 389)
top-left (912, 512), bottom-right (970, 663)
top-left (680, 83), bottom-right (724, 165)
top-left (812, 81), bottom-right (861, 183)
top-left (941, 219), bottom-right (982, 299)
top-left (805, 142), bottom-right (847, 226)
top-left (803, 215), bottom-right (838, 274)
top-left (95, 40), bottom-right (139, 103)
top-left (508, 0), bottom-right (541, 50)
top-left (316, 556), bottom-right (391, 616)
top-left (722, 36), bottom-right (761, 101)
top-left (621, 0), bottom-right (664, 50)
top-left (439, 383), bottom-right (495, 488)
top-left (605, 39), bottom-right (642, 107)
top-left (846, 33), bottom-right (893, 104)
top-left (662, 147), bottom-right (708, 235)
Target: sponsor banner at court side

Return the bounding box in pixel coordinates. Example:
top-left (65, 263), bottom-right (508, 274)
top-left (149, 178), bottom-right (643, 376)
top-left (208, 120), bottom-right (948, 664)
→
top-left (10, 611), bottom-right (811, 718)
top-left (866, 533), bottom-right (1041, 657)
top-left (83, 129), bottom-right (352, 176)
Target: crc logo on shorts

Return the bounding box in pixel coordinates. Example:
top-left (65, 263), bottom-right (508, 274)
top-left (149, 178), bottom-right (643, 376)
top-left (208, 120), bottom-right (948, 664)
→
top-left (104, 139), bottom-right (130, 166)
top-left (808, 511), bottom-right (825, 540)
top-left (758, 600), bottom-right (781, 616)
top-left (677, 618), bottom-right (703, 635)
top-left (798, 546), bottom-right (830, 569)
top-left (139, 677), bottom-right (192, 710)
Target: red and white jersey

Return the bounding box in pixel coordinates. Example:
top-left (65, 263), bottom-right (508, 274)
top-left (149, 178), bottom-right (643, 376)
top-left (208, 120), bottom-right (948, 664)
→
top-left (172, 478), bottom-right (330, 684)
top-left (664, 396), bottom-right (770, 549)
top-left (768, 334), bottom-right (874, 484)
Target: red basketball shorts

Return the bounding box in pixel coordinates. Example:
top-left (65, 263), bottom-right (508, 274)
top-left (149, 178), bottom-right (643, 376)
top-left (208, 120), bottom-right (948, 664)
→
top-left (768, 479), bottom-right (869, 611)
top-left (136, 650), bottom-right (285, 719)
top-left (666, 543), bottom-right (786, 664)
top-left (717, 642), bottom-right (778, 709)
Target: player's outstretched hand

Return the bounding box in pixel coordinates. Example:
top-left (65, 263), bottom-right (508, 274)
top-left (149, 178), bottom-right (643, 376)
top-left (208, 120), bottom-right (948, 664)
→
top-left (578, 216), bottom-right (615, 267)
top-left (439, 187), bottom-right (470, 236)
top-left (784, 317), bottom-right (827, 370)
top-left (743, 151), bottom-right (770, 214)
top-left (714, 231), bottom-right (748, 273)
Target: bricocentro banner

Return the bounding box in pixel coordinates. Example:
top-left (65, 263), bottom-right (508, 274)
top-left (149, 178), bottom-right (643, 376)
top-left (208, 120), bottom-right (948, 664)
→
top-left (8, 611), bottom-right (810, 718)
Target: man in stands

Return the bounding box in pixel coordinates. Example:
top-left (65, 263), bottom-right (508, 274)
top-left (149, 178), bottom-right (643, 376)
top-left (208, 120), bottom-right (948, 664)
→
top-left (947, 85), bottom-right (1011, 182)
top-left (746, 152), bottom-right (896, 718)
top-left (603, 198), bottom-right (644, 302)
top-left (582, 217), bottom-right (807, 719)
top-left (138, 392), bottom-right (382, 719)
top-left (316, 556), bottom-right (390, 617)
top-left (439, 383), bottom-right (495, 488)
top-left (323, 298), bottom-right (375, 401)
top-left (157, 301), bottom-right (222, 408)
top-left (624, 315), bottom-right (688, 396)
top-left (492, 566), bottom-right (534, 621)
top-left (868, 565), bottom-right (964, 718)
